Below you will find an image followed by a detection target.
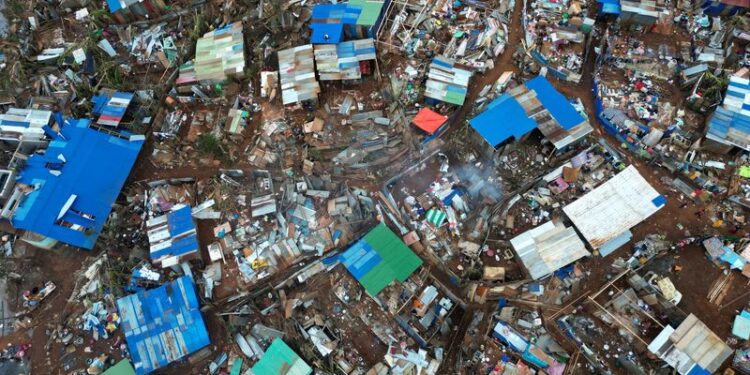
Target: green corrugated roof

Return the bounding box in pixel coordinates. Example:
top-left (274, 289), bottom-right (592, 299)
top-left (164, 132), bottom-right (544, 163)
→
top-left (102, 360), bottom-right (136, 375)
top-left (251, 339), bottom-right (312, 375)
top-left (357, 223), bottom-right (423, 295)
top-left (349, 0), bottom-right (385, 26)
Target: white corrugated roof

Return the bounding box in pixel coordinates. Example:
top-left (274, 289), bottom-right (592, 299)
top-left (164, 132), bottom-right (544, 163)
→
top-left (510, 220), bottom-right (590, 280)
top-left (563, 165), bottom-right (664, 249)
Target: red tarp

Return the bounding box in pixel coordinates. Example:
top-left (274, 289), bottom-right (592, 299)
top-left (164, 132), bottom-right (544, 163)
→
top-left (412, 108), bottom-right (448, 134)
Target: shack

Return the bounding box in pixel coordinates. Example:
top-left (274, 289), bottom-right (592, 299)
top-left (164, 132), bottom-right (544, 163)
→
top-left (469, 76), bottom-right (592, 153)
top-left (337, 223), bottom-right (423, 297)
top-left (562, 165), bottom-right (665, 255)
top-left (648, 314), bottom-right (733, 375)
top-left (116, 276), bottom-right (210, 375)
top-left (510, 220), bottom-right (590, 280)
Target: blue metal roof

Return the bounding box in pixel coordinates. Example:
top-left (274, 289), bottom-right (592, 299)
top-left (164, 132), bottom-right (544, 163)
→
top-left (311, 23), bottom-right (345, 44)
top-left (310, 3), bottom-right (365, 43)
top-left (340, 241), bottom-right (382, 280)
top-left (597, 0), bottom-right (621, 14)
top-left (116, 276), bottom-right (210, 375)
top-left (12, 119), bottom-right (143, 249)
top-left (469, 94), bottom-right (538, 147)
top-left (150, 206), bottom-right (200, 262)
top-left (311, 4), bottom-right (361, 24)
top-left (106, 0), bottom-right (122, 13)
top-left (707, 106), bottom-right (750, 149)
top-left (525, 76), bottom-right (585, 130)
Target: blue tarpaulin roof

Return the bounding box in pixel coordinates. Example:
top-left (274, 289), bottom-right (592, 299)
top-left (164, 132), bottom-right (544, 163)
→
top-left (597, 0), bottom-right (621, 14)
top-left (116, 276), bottom-right (210, 375)
top-left (525, 76), bottom-right (585, 130)
top-left (469, 94), bottom-right (538, 147)
top-left (12, 119), bottom-right (143, 249)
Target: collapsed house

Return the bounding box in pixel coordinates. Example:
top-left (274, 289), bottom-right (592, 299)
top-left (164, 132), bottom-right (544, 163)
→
top-left (9, 118), bottom-right (144, 249)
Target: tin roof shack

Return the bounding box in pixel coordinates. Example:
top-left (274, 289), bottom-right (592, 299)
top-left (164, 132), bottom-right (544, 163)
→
top-left (177, 23), bottom-right (245, 86)
top-left (338, 223), bottom-right (423, 299)
top-left (648, 314), bottom-right (733, 375)
top-left (147, 205), bottom-right (200, 268)
top-left (424, 56), bottom-right (473, 105)
top-left (278, 45), bottom-right (321, 106)
top-left (525, 0), bottom-right (591, 82)
top-left (251, 338), bottom-right (313, 375)
top-left (105, 0), bottom-right (168, 24)
top-left (10, 118), bottom-right (144, 250)
top-left (510, 220), bottom-right (590, 280)
top-left (116, 276), bottom-right (210, 375)
top-left (469, 76), bottom-right (592, 153)
top-left (313, 39), bottom-right (376, 81)
top-left (705, 72), bottom-right (750, 154)
top-left (563, 165), bottom-right (665, 256)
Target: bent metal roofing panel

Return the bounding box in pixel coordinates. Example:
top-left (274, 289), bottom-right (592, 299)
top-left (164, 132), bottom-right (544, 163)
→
top-left (12, 118), bottom-right (143, 249)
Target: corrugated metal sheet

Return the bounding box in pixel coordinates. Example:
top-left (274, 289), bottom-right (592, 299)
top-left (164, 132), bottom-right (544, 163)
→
top-left (0, 108), bottom-right (52, 139)
top-left (92, 91), bottom-right (134, 127)
top-left (147, 206), bottom-right (200, 268)
top-left (181, 23), bottom-right (245, 83)
top-left (313, 39), bottom-right (376, 80)
top-left (424, 56), bottom-right (472, 105)
top-left (339, 223), bottom-right (422, 296)
top-left (562, 165), bottom-right (664, 249)
top-left (510, 221), bottom-right (589, 280)
top-left (278, 45), bottom-right (321, 105)
top-left (251, 338), bottom-right (312, 375)
top-left (12, 119), bottom-right (143, 249)
top-left (116, 276), bottom-right (210, 375)
top-left (469, 75), bottom-right (592, 149)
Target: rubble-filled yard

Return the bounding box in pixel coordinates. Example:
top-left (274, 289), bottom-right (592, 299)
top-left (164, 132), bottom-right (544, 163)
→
top-left (0, 0), bottom-right (750, 375)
